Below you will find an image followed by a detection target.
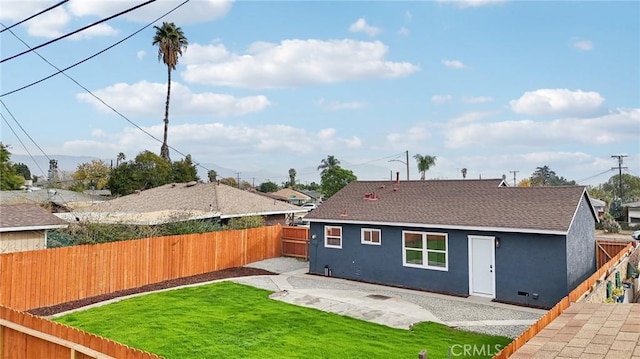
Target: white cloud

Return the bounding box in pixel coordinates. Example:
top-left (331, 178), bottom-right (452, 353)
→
top-left (397, 26), bottom-right (410, 36)
top-left (67, 0), bottom-right (232, 25)
top-left (317, 99), bottom-right (367, 111)
top-left (570, 38), bottom-right (594, 51)
top-left (442, 59), bottom-right (467, 69)
top-left (449, 111), bottom-right (498, 124)
top-left (445, 108), bottom-right (639, 148)
top-left (438, 0), bottom-right (507, 8)
top-left (69, 23), bottom-right (118, 40)
top-left (461, 96), bottom-right (494, 104)
top-left (405, 11), bottom-right (413, 21)
top-left (387, 126), bottom-right (432, 144)
top-left (431, 94), bottom-right (453, 104)
top-left (136, 50), bottom-right (147, 60)
top-left (181, 42), bottom-right (231, 65)
top-left (76, 81), bottom-right (270, 117)
top-left (509, 88), bottom-right (605, 116)
top-left (340, 136), bottom-right (363, 148)
top-left (181, 39), bottom-right (419, 89)
top-left (348, 18), bottom-right (381, 37)
top-left (25, 7), bottom-right (71, 38)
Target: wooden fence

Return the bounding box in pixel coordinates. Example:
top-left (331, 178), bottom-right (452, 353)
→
top-left (281, 226), bottom-right (309, 260)
top-left (596, 240), bottom-right (635, 268)
top-left (0, 225), bottom-right (282, 311)
top-left (493, 241), bottom-right (634, 359)
top-left (0, 305), bottom-right (161, 359)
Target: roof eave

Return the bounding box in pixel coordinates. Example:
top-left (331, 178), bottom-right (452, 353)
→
top-left (0, 224), bottom-right (68, 232)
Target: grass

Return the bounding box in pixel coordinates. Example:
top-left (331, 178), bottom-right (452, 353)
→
top-left (55, 282), bottom-right (512, 359)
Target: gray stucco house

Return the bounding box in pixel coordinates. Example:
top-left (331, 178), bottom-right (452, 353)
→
top-left (304, 179), bottom-right (598, 309)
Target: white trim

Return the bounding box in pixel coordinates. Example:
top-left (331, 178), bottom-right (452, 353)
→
top-left (0, 224), bottom-right (67, 232)
top-left (305, 218), bottom-right (567, 235)
top-left (360, 228), bottom-right (381, 245)
top-left (468, 235), bottom-right (496, 298)
top-left (220, 209), bottom-right (301, 219)
top-left (401, 230), bottom-right (448, 271)
top-left (324, 225), bottom-right (342, 249)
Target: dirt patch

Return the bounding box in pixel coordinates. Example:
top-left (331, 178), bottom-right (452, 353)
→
top-left (28, 267), bottom-right (275, 317)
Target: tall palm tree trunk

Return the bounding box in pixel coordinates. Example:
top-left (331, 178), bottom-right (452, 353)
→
top-left (160, 65), bottom-right (172, 161)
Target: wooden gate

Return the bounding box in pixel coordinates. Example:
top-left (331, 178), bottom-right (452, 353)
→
top-left (596, 240), bottom-right (634, 268)
top-left (282, 226), bottom-right (309, 260)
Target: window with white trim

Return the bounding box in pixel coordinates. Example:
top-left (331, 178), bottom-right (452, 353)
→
top-left (324, 226), bottom-right (342, 248)
top-left (402, 231), bottom-right (448, 270)
top-left (361, 228), bottom-right (381, 245)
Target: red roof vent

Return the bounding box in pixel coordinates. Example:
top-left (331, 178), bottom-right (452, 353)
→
top-left (380, 185), bottom-right (385, 189)
top-left (393, 187), bottom-right (398, 192)
top-left (363, 192), bottom-right (372, 199)
top-left (340, 210), bottom-right (348, 217)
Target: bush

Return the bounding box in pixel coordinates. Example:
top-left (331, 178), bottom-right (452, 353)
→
top-left (225, 216), bottom-right (265, 230)
top-left (602, 217), bottom-right (621, 233)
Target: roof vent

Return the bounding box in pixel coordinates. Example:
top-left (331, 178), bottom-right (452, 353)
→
top-left (364, 192), bottom-right (378, 201)
top-left (185, 181), bottom-right (197, 187)
top-left (340, 210), bottom-right (348, 217)
top-left (393, 187), bottom-right (398, 192)
top-left (171, 183), bottom-right (176, 188)
top-left (380, 185), bottom-right (385, 189)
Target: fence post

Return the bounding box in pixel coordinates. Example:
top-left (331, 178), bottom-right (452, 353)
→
top-left (418, 349), bottom-right (427, 359)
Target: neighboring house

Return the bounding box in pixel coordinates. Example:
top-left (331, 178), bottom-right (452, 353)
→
top-left (590, 198), bottom-right (606, 217)
top-left (622, 201), bottom-right (640, 227)
top-left (56, 182), bottom-right (302, 225)
top-left (304, 179), bottom-right (598, 309)
top-left (272, 188), bottom-right (312, 205)
top-left (299, 189), bottom-right (323, 204)
top-left (0, 189), bottom-right (98, 211)
top-left (0, 204), bottom-right (68, 253)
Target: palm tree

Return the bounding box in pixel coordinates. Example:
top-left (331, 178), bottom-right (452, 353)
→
top-left (317, 155), bottom-right (340, 176)
top-left (413, 154), bottom-right (436, 180)
top-left (288, 168), bottom-right (297, 188)
top-left (207, 170), bottom-right (218, 183)
top-left (461, 168), bottom-right (467, 179)
top-left (116, 152), bottom-right (126, 167)
top-left (152, 22), bottom-right (188, 161)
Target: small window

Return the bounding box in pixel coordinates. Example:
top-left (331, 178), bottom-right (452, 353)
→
top-left (325, 226), bottom-right (342, 249)
top-left (402, 231), bottom-right (448, 271)
top-left (361, 228), bottom-right (381, 245)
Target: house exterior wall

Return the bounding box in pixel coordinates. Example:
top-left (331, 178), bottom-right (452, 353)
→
top-left (0, 230), bottom-right (46, 253)
top-left (309, 223), bottom-right (568, 308)
top-left (566, 195), bottom-right (597, 292)
top-left (628, 207), bottom-right (640, 225)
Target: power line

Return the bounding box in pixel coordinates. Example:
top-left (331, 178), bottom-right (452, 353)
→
top-left (0, 112), bottom-right (49, 179)
top-left (576, 169), bottom-right (614, 184)
top-left (509, 170), bottom-right (519, 186)
top-left (1, 0), bottom-right (156, 64)
top-left (1, 0), bottom-right (190, 98)
top-left (0, 0), bottom-right (69, 34)
top-left (611, 154), bottom-right (628, 199)
top-left (0, 99), bottom-right (51, 162)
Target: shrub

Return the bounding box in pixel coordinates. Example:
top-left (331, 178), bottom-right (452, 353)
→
top-left (226, 216), bottom-right (265, 230)
top-left (602, 218), bottom-right (621, 233)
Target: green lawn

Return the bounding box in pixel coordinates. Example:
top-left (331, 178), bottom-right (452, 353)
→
top-left (55, 282), bottom-right (511, 359)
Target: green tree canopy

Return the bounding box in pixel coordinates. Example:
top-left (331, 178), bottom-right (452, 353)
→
top-left (413, 154), bottom-right (437, 180)
top-left (317, 155), bottom-right (340, 176)
top-left (288, 168), bottom-right (297, 188)
top-left (12, 163), bottom-right (31, 181)
top-left (0, 143), bottom-right (24, 190)
top-left (207, 170), bottom-right (218, 183)
top-left (320, 166), bottom-right (357, 198)
top-left (529, 165), bottom-right (576, 186)
top-left (259, 181), bottom-right (279, 193)
top-left (171, 154), bottom-right (199, 183)
top-left (73, 160), bottom-right (110, 190)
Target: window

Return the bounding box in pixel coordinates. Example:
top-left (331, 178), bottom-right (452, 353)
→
top-left (361, 228), bottom-right (381, 245)
top-left (325, 226), bottom-right (342, 248)
top-left (402, 231), bottom-right (448, 270)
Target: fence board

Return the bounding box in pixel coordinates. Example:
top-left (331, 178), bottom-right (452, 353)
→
top-left (281, 226), bottom-right (309, 260)
top-left (0, 225), bottom-right (282, 311)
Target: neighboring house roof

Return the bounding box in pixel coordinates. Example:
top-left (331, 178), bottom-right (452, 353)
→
top-left (622, 201), bottom-right (640, 208)
top-left (0, 189), bottom-right (97, 209)
top-left (299, 189), bottom-right (322, 200)
top-left (272, 188), bottom-right (310, 201)
top-left (0, 204), bottom-right (68, 232)
top-left (590, 198), bottom-right (605, 208)
top-left (83, 189), bottom-right (112, 197)
top-left (61, 182), bottom-right (302, 225)
top-left (304, 179), bottom-right (595, 235)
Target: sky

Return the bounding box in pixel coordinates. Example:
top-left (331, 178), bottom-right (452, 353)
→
top-left (1, 0), bottom-right (639, 187)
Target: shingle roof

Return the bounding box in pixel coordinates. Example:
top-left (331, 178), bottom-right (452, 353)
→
top-left (304, 179), bottom-right (593, 234)
top-left (72, 182), bottom-right (302, 224)
top-left (0, 204), bottom-right (68, 231)
top-left (0, 189), bottom-right (96, 207)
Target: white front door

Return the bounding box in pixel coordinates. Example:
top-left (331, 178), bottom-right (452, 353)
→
top-left (468, 236), bottom-right (496, 298)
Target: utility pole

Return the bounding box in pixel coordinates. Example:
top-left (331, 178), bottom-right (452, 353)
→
top-left (236, 172), bottom-right (241, 188)
top-left (509, 170), bottom-right (519, 186)
top-left (388, 150), bottom-right (410, 181)
top-left (405, 150), bottom-right (410, 181)
top-left (611, 155), bottom-right (628, 200)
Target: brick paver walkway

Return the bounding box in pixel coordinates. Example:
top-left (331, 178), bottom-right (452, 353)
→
top-left (511, 303), bottom-right (640, 359)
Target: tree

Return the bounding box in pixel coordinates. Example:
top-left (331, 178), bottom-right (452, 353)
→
top-left (171, 154), bottom-right (199, 183)
top-left (317, 155), bottom-right (341, 176)
top-left (152, 22), bottom-right (188, 161)
top-left (288, 168), bottom-right (297, 188)
top-left (72, 160), bottom-right (110, 190)
top-left (413, 154), bottom-right (437, 180)
top-left (461, 168), bottom-right (467, 179)
top-left (219, 177), bottom-right (238, 188)
top-left (598, 174), bottom-right (640, 202)
top-left (320, 166), bottom-right (356, 198)
top-left (239, 180), bottom-right (252, 190)
top-left (116, 152), bottom-right (126, 167)
top-left (207, 170), bottom-right (218, 183)
top-left (13, 163), bottom-right (31, 180)
top-left (530, 166), bottom-right (576, 186)
top-left (107, 151), bottom-right (173, 196)
top-left (517, 178), bottom-right (531, 187)
top-left (259, 181), bottom-right (279, 193)
top-left (0, 143), bottom-right (24, 190)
